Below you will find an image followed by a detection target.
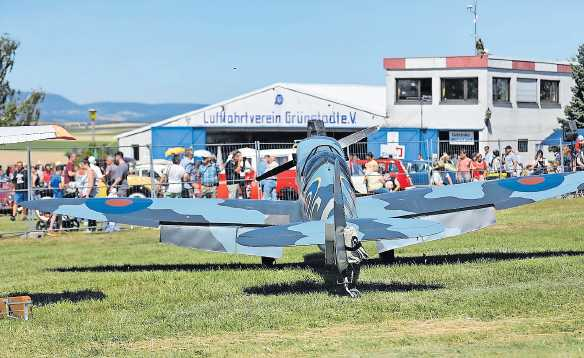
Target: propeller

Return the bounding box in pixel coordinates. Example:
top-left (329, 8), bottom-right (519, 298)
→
top-left (255, 159), bottom-right (296, 181)
top-left (255, 125), bottom-right (379, 182)
top-left (337, 125), bottom-right (379, 148)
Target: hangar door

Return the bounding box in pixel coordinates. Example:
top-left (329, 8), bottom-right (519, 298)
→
top-left (151, 127), bottom-right (206, 159)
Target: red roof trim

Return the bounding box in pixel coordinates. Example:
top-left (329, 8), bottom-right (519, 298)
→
top-left (512, 60), bottom-right (535, 71)
top-left (383, 58), bottom-right (405, 70)
top-left (557, 64), bottom-right (572, 73)
top-left (446, 55), bottom-right (488, 68)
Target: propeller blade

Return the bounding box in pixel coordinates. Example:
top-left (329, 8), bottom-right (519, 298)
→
top-left (255, 159), bottom-right (296, 181)
top-left (338, 126), bottom-right (380, 148)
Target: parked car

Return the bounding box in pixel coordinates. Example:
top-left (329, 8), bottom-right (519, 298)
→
top-left (350, 158), bottom-right (413, 194)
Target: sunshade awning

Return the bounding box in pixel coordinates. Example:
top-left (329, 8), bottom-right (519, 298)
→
top-left (0, 125), bottom-right (76, 144)
top-left (540, 129), bottom-right (584, 146)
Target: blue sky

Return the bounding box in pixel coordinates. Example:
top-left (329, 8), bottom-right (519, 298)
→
top-left (2, 0), bottom-right (583, 104)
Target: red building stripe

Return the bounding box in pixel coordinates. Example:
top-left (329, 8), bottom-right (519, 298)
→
top-left (446, 55), bottom-right (488, 68)
top-left (383, 58), bottom-right (405, 70)
top-left (557, 64), bottom-right (572, 73)
top-left (512, 60), bottom-right (535, 71)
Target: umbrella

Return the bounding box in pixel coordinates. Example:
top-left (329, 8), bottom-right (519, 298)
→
top-left (192, 149), bottom-right (212, 158)
top-left (165, 147), bottom-right (186, 157)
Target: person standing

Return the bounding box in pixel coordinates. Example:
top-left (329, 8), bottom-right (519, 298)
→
top-left (180, 148), bottom-right (195, 197)
top-left (110, 152), bottom-right (129, 197)
top-left (532, 150), bottom-right (547, 175)
top-left (470, 153), bottom-right (487, 181)
top-left (261, 155), bottom-right (278, 200)
top-left (503, 145), bottom-right (518, 177)
top-left (64, 153), bottom-right (76, 185)
top-left (163, 155), bottom-right (186, 198)
top-left (456, 150), bottom-right (472, 183)
top-left (483, 146), bottom-right (493, 171)
top-left (80, 158), bottom-right (98, 231)
top-left (10, 161), bottom-right (27, 221)
top-left (198, 155), bottom-right (219, 198)
top-left (88, 156), bottom-right (103, 183)
top-left (225, 151), bottom-right (243, 199)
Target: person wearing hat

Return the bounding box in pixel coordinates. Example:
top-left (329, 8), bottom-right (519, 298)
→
top-left (198, 154), bottom-right (219, 198)
top-left (88, 156), bottom-right (104, 183)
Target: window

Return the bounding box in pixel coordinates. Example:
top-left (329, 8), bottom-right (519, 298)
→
top-left (518, 139), bottom-right (528, 153)
top-left (540, 80), bottom-right (559, 103)
top-left (493, 77), bottom-right (510, 102)
top-left (396, 78), bottom-right (432, 102)
top-left (441, 78), bottom-right (478, 103)
top-left (516, 78), bottom-right (537, 103)
top-left (132, 145), bottom-right (140, 161)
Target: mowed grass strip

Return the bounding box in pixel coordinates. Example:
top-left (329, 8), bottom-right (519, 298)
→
top-left (0, 198), bottom-right (583, 357)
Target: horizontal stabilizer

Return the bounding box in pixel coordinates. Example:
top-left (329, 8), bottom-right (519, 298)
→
top-left (236, 217), bottom-right (444, 248)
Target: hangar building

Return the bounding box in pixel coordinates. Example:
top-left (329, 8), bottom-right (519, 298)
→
top-left (117, 83), bottom-right (387, 161)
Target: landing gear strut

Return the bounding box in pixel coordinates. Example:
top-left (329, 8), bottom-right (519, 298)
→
top-left (261, 257), bottom-right (276, 266)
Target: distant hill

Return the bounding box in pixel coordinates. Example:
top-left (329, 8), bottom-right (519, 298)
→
top-left (18, 91), bottom-right (206, 123)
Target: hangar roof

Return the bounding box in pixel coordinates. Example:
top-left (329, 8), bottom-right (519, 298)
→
top-left (117, 83), bottom-right (386, 139)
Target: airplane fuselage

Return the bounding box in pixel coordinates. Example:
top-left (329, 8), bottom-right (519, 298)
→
top-left (295, 136), bottom-right (357, 222)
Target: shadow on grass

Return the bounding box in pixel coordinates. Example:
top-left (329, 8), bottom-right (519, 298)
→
top-left (3, 289), bottom-right (105, 306)
top-left (47, 250), bottom-right (584, 273)
top-left (368, 250), bottom-right (584, 266)
top-left (50, 262), bottom-right (313, 273)
top-left (244, 280), bottom-right (443, 296)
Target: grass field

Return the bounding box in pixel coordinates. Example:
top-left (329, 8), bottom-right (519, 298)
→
top-left (1, 198), bottom-right (584, 357)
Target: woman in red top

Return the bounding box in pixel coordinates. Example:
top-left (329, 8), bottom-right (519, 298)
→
top-left (42, 164), bottom-right (53, 185)
top-left (471, 153), bottom-right (487, 181)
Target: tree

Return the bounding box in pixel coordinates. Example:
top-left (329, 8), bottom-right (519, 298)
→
top-left (0, 34), bottom-right (45, 126)
top-left (563, 43), bottom-right (584, 127)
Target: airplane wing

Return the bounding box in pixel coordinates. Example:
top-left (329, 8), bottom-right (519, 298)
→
top-left (21, 197), bottom-right (303, 228)
top-left (356, 172), bottom-right (584, 252)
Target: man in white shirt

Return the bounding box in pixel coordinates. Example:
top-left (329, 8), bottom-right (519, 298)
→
top-left (163, 155), bottom-right (186, 198)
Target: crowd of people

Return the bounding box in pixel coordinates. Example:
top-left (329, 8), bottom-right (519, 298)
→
top-left (158, 149), bottom-right (280, 200)
top-left (430, 142), bottom-right (584, 186)
top-left (0, 151), bottom-right (130, 232)
top-left (2, 141), bottom-right (584, 232)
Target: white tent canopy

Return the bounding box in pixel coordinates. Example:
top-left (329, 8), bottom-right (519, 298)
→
top-left (0, 125), bottom-right (75, 145)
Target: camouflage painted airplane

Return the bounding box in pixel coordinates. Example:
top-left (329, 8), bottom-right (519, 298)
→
top-left (23, 120), bottom-right (584, 297)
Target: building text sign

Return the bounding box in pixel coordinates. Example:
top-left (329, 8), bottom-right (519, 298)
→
top-left (200, 111), bottom-right (363, 128)
top-left (449, 130), bottom-right (474, 145)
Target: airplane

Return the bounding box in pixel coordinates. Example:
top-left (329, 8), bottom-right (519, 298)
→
top-left (22, 120), bottom-right (584, 297)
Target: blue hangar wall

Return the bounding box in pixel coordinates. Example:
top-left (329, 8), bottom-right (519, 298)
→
top-left (151, 127), bottom-right (206, 159)
top-left (367, 128), bottom-right (439, 162)
top-left (151, 126), bottom-right (438, 162)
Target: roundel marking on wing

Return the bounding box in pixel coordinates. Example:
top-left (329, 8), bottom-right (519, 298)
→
top-left (498, 175), bottom-right (564, 192)
top-left (86, 198), bottom-right (153, 214)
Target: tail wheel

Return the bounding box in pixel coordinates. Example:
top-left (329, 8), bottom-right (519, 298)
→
top-left (261, 257), bottom-right (276, 266)
top-left (379, 249), bottom-right (395, 264)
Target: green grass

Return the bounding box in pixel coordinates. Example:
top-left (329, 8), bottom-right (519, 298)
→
top-left (1, 198), bottom-right (584, 357)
